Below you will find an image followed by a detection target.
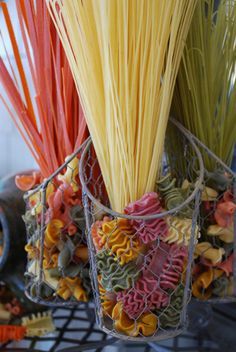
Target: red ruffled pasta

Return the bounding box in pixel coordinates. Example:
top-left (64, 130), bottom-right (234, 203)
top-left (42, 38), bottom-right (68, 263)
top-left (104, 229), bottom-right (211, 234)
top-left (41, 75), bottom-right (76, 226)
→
top-left (124, 192), bottom-right (168, 244)
top-left (144, 242), bottom-right (187, 290)
top-left (117, 276), bottom-right (169, 319)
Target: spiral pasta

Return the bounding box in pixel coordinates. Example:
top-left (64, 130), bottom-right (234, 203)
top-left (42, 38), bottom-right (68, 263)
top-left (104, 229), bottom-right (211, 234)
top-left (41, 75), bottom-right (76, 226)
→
top-left (45, 253), bottom-right (58, 269)
top-left (0, 325), bottom-right (26, 343)
top-left (25, 241), bottom-right (40, 260)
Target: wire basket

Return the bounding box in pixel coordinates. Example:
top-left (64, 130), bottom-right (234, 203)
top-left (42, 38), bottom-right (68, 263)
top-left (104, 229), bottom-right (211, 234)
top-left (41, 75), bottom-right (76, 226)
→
top-left (79, 120), bottom-right (204, 341)
top-left (24, 139), bottom-right (94, 306)
top-left (182, 128), bottom-right (236, 303)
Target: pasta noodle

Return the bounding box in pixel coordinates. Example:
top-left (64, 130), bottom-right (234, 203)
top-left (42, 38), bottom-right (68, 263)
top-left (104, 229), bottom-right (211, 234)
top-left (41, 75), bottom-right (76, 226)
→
top-left (96, 250), bottom-right (139, 292)
top-left (172, 0), bottom-right (236, 171)
top-left (0, 0), bottom-right (88, 177)
top-left (99, 219), bottom-right (141, 265)
top-left (164, 217), bottom-right (200, 246)
top-left (112, 302), bottom-right (158, 337)
top-left (47, 0), bottom-right (197, 211)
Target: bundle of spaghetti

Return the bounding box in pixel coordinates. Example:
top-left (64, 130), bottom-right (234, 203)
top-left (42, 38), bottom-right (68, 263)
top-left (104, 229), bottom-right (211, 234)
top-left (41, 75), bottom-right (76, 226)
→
top-left (47, 0), bottom-right (197, 212)
top-left (172, 0), bottom-right (236, 171)
top-left (0, 0), bottom-right (88, 178)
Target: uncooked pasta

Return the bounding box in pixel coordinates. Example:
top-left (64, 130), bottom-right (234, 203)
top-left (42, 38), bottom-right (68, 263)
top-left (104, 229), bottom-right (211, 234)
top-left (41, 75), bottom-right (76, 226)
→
top-left (172, 0), bottom-right (236, 171)
top-left (47, 0), bottom-right (197, 212)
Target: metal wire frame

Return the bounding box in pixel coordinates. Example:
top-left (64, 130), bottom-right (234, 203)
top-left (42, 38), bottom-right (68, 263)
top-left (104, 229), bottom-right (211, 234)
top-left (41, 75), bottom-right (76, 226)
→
top-left (24, 138), bottom-right (92, 307)
top-left (79, 120), bottom-right (204, 341)
top-left (173, 119), bottom-right (236, 303)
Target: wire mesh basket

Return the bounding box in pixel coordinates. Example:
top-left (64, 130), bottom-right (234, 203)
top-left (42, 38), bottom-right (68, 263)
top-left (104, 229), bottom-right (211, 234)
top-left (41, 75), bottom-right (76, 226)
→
top-left (79, 120), bottom-right (204, 341)
top-left (184, 129), bottom-right (236, 303)
top-left (24, 139), bottom-right (94, 306)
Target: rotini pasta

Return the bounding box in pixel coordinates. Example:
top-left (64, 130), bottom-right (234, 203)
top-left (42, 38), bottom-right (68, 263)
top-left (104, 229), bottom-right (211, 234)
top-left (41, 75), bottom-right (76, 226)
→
top-left (0, 325), bottom-right (26, 343)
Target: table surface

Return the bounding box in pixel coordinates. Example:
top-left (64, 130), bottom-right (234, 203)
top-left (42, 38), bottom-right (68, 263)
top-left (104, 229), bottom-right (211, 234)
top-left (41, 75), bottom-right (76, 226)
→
top-left (1, 301), bottom-right (236, 352)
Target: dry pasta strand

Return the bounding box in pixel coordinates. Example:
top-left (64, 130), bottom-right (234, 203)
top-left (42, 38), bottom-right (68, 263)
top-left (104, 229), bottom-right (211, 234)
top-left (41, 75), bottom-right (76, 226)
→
top-left (172, 0), bottom-right (236, 171)
top-left (47, 0), bottom-right (197, 211)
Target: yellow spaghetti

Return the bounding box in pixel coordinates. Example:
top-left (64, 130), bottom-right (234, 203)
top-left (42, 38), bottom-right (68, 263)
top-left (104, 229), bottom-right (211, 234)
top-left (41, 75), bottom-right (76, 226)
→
top-left (47, 0), bottom-right (196, 212)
